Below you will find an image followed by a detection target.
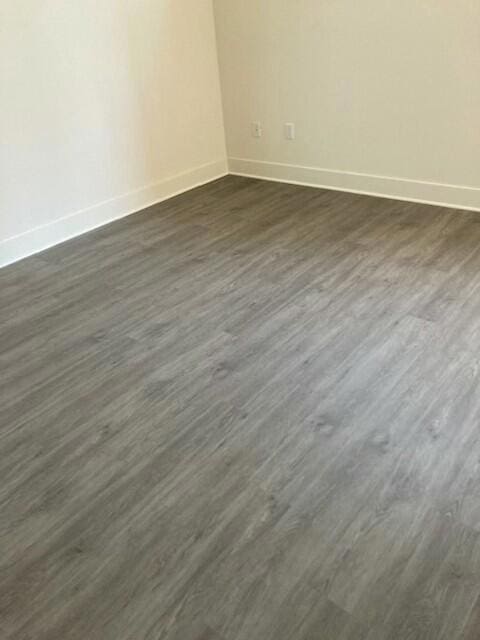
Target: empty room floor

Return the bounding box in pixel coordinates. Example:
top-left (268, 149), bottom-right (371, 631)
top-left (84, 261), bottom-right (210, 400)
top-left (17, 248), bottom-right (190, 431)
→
top-left (3, 176), bottom-right (480, 639)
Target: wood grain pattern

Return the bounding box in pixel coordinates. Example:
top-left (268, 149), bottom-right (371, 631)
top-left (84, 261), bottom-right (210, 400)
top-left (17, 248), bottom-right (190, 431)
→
top-left (2, 176), bottom-right (480, 639)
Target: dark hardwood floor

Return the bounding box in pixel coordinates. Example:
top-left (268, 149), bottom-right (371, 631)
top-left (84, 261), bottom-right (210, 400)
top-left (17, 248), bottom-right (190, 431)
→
top-left (2, 176), bottom-right (480, 639)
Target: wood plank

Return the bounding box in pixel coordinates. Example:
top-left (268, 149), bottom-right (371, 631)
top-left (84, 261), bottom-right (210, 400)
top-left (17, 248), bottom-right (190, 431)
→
top-left (2, 176), bottom-right (480, 639)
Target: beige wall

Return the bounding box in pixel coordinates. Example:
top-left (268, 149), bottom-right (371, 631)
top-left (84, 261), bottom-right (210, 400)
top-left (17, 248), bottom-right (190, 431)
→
top-left (1, 0), bottom-right (226, 265)
top-left (3, 1), bottom-right (480, 267)
top-left (214, 1), bottom-right (480, 209)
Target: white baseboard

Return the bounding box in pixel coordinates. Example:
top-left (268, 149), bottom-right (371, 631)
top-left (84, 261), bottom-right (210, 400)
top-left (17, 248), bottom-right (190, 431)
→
top-left (229, 157), bottom-right (480, 213)
top-left (4, 156), bottom-right (479, 269)
top-left (0, 159), bottom-right (228, 268)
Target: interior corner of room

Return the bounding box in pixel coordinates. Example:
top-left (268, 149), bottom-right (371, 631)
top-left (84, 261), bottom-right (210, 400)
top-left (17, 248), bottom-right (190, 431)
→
top-left (2, 1), bottom-right (480, 268)
top-left (4, 3), bottom-right (480, 639)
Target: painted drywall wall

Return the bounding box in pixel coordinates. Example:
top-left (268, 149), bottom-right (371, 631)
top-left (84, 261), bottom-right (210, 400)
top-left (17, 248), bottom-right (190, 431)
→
top-left (214, 1), bottom-right (480, 210)
top-left (1, 0), bottom-right (226, 266)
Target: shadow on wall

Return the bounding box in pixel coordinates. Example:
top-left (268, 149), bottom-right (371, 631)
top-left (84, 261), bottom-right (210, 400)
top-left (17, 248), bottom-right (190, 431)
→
top-left (1, 0), bottom-right (224, 246)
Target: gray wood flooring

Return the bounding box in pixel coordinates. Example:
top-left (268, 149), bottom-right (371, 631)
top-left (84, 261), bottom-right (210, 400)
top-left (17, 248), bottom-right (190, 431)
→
top-left (2, 176), bottom-right (480, 639)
